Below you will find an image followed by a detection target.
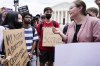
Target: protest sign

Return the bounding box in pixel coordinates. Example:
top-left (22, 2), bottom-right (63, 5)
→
top-left (18, 5), bottom-right (29, 14)
top-left (3, 29), bottom-right (29, 66)
top-left (43, 27), bottom-right (63, 47)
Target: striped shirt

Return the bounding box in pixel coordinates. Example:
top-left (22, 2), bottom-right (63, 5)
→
top-left (24, 27), bottom-right (39, 52)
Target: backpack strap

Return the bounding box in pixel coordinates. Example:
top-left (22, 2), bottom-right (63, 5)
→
top-left (52, 20), bottom-right (56, 27)
top-left (40, 22), bottom-right (44, 32)
top-left (32, 27), bottom-right (35, 38)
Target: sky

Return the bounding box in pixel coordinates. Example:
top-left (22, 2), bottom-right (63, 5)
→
top-left (0, 0), bottom-right (98, 16)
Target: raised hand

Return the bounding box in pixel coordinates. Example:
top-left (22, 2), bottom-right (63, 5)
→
top-left (52, 27), bottom-right (61, 34)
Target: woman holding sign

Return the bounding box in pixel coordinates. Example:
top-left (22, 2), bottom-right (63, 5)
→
top-left (53, 0), bottom-right (100, 42)
top-left (0, 11), bottom-right (23, 65)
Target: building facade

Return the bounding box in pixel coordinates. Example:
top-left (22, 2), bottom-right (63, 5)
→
top-left (52, 2), bottom-right (71, 25)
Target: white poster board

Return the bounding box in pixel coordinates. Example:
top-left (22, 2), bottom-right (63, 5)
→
top-left (55, 42), bottom-right (100, 66)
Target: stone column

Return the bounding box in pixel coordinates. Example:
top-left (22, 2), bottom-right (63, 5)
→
top-left (57, 11), bottom-right (60, 23)
top-left (67, 11), bottom-right (71, 23)
top-left (61, 11), bottom-right (63, 24)
top-left (52, 11), bottom-right (54, 20)
top-left (59, 11), bottom-right (61, 24)
top-left (54, 11), bottom-right (56, 21)
top-left (65, 11), bottom-right (67, 24)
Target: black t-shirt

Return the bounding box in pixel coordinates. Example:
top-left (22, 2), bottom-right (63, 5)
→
top-left (72, 24), bottom-right (82, 42)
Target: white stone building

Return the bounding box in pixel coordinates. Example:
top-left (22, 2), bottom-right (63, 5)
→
top-left (52, 2), bottom-right (71, 25)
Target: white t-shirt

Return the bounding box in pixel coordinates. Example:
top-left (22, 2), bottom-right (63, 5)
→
top-left (0, 26), bottom-right (5, 52)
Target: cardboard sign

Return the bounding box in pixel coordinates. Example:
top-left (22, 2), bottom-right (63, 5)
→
top-left (43, 27), bottom-right (63, 47)
top-left (3, 29), bottom-right (29, 66)
top-left (18, 5), bottom-right (29, 14)
top-left (55, 42), bottom-right (100, 66)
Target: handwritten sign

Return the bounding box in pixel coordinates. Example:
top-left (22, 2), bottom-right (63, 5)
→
top-left (3, 29), bottom-right (29, 66)
top-left (43, 27), bottom-right (63, 47)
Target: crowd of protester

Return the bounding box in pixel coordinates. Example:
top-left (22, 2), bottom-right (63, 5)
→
top-left (0, 0), bottom-right (100, 66)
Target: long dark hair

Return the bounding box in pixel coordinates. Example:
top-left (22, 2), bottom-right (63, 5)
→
top-left (3, 11), bottom-right (22, 29)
